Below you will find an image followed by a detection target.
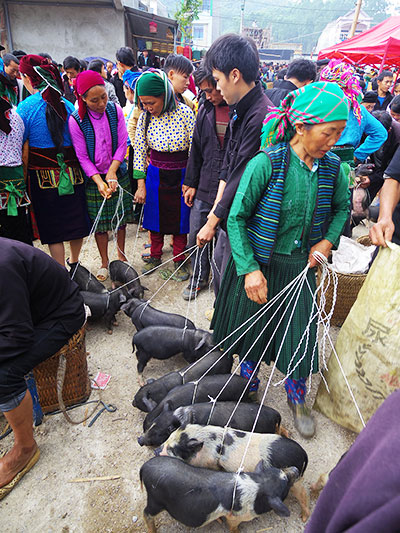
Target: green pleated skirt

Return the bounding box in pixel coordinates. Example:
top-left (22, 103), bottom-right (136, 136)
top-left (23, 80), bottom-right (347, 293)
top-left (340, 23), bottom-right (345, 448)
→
top-left (211, 250), bottom-right (318, 380)
top-left (85, 169), bottom-right (134, 233)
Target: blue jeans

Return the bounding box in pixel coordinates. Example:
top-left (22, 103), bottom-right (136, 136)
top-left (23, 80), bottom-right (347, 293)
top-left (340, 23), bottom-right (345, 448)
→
top-left (0, 318), bottom-right (83, 411)
top-left (188, 198), bottom-right (213, 285)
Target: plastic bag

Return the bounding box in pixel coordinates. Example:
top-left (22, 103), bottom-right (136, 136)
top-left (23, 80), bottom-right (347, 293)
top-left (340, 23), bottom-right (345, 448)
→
top-left (315, 242), bottom-right (400, 433)
top-left (332, 235), bottom-right (376, 275)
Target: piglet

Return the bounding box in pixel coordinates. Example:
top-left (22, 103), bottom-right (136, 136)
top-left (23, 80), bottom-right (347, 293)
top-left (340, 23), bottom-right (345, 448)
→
top-left (80, 290), bottom-right (126, 334)
top-left (69, 263), bottom-right (106, 294)
top-left (143, 374), bottom-right (251, 432)
top-left (159, 424), bottom-right (310, 521)
top-left (133, 349), bottom-right (232, 412)
top-left (109, 260), bottom-right (145, 299)
top-left (140, 456), bottom-right (299, 532)
top-left (138, 401), bottom-right (283, 447)
top-left (121, 297), bottom-right (195, 331)
top-left (132, 325), bottom-right (214, 378)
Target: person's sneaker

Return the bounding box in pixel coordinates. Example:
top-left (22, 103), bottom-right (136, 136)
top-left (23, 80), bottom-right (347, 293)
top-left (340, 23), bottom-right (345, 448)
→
top-left (141, 257), bottom-right (161, 275)
top-left (287, 400), bottom-right (315, 439)
top-left (182, 280), bottom-right (208, 300)
top-left (171, 261), bottom-right (190, 282)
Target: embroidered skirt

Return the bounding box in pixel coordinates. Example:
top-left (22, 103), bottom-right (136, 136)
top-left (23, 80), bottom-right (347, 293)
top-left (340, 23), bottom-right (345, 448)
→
top-left (28, 147), bottom-right (90, 245)
top-left (211, 250), bottom-right (318, 381)
top-left (85, 164), bottom-right (134, 233)
top-left (142, 150), bottom-right (190, 235)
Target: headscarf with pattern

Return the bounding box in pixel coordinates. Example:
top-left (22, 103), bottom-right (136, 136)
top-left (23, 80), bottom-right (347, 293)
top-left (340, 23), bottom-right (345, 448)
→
top-left (319, 59), bottom-right (363, 124)
top-left (261, 81), bottom-right (349, 149)
top-left (19, 54), bottom-right (67, 121)
top-left (134, 69), bottom-right (176, 114)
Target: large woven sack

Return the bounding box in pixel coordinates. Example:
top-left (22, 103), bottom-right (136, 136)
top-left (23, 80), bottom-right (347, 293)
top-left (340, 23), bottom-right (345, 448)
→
top-left (314, 242), bottom-right (400, 433)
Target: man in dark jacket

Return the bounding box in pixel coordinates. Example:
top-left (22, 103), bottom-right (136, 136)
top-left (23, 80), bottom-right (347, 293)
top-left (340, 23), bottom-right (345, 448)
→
top-left (197, 34), bottom-right (273, 293)
top-left (112, 47), bottom-right (139, 107)
top-left (373, 70), bottom-right (393, 111)
top-left (370, 143), bottom-right (400, 246)
top-left (265, 58), bottom-right (316, 106)
top-left (0, 239), bottom-right (85, 499)
top-left (181, 64), bottom-right (229, 300)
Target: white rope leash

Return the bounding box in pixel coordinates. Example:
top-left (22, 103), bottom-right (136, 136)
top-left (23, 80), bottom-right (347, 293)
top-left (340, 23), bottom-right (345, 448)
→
top-left (180, 263), bottom-right (310, 384)
top-left (203, 266), bottom-right (310, 424)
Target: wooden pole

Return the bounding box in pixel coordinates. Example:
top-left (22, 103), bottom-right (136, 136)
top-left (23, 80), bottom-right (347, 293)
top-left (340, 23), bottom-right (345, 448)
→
top-left (348, 0), bottom-right (363, 39)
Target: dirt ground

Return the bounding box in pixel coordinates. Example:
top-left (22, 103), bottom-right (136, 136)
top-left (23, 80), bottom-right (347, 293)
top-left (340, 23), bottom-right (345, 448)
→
top-left (0, 224), bottom-right (364, 533)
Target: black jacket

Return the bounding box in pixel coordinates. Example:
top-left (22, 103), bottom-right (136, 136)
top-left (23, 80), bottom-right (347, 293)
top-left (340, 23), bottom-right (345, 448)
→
top-left (0, 238), bottom-right (85, 362)
top-left (62, 74), bottom-right (76, 104)
top-left (213, 82), bottom-right (273, 223)
top-left (373, 91), bottom-right (393, 111)
top-left (265, 79), bottom-right (298, 106)
top-left (183, 100), bottom-right (227, 205)
top-left (138, 54), bottom-right (155, 69)
top-left (384, 145), bottom-right (400, 245)
top-left (111, 67), bottom-right (139, 108)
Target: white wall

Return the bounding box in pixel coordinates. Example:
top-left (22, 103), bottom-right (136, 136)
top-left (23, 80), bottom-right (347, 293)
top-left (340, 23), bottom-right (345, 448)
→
top-left (9, 5), bottom-right (125, 62)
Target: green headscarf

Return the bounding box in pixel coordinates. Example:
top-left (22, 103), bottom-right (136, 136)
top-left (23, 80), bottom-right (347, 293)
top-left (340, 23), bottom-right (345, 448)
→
top-left (134, 69), bottom-right (176, 114)
top-left (261, 81), bottom-right (349, 149)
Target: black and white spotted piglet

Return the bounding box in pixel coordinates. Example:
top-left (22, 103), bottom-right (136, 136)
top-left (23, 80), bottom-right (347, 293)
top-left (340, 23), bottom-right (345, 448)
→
top-left (158, 423), bottom-right (310, 522)
top-left (140, 456), bottom-right (299, 532)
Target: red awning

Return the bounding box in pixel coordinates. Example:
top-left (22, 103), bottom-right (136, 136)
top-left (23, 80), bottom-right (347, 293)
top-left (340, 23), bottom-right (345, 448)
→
top-left (318, 16), bottom-right (400, 69)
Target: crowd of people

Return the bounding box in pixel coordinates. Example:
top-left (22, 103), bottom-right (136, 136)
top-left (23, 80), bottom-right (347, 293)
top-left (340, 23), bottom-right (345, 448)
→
top-left (1, 34), bottom-right (400, 509)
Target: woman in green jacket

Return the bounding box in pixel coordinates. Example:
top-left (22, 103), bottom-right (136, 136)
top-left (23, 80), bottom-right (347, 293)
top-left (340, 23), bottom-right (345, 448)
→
top-left (211, 81), bottom-right (350, 438)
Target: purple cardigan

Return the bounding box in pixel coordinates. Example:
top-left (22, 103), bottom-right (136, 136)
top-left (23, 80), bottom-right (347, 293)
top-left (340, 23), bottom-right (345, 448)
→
top-left (68, 104), bottom-right (128, 178)
top-left (305, 390), bottom-right (400, 533)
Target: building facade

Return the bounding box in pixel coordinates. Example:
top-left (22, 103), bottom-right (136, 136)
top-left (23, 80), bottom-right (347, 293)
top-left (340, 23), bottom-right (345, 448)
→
top-left (316, 8), bottom-right (372, 54)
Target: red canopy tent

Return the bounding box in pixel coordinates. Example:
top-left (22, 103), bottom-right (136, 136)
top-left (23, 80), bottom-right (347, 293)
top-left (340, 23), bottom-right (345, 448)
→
top-left (318, 16), bottom-right (400, 71)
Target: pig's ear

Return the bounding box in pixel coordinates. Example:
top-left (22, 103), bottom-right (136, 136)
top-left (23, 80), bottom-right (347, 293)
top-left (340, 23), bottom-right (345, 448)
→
top-left (194, 337), bottom-right (207, 351)
top-left (118, 293), bottom-right (127, 304)
top-left (120, 301), bottom-right (131, 313)
top-left (268, 497), bottom-right (290, 517)
top-left (143, 397), bottom-right (158, 412)
top-left (254, 460), bottom-right (266, 474)
top-left (163, 401), bottom-right (173, 412)
top-left (187, 438), bottom-right (204, 454)
top-left (146, 378), bottom-right (156, 385)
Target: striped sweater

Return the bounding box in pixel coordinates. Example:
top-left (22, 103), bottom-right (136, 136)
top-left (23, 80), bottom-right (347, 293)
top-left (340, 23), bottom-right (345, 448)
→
top-left (247, 142), bottom-right (340, 265)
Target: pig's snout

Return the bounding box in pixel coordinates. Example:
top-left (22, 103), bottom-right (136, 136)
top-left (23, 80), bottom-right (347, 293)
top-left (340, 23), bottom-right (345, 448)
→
top-left (138, 435), bottom-right (145, 446)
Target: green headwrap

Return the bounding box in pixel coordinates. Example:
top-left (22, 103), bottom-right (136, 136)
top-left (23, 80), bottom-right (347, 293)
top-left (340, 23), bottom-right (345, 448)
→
top-left (261, 81), bottom-right (350, 149)
top-left (134, 69), bottom-right (176, 114)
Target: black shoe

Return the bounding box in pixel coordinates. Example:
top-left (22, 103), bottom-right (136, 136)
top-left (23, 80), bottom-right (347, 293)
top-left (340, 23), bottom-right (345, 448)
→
top-left (182, 279), bottom-right (208, 300)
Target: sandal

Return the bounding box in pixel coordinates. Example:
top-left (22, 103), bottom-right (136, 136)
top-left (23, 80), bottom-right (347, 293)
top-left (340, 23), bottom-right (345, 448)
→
top-left (96, 267), bottom-right (108, 282)
top-left (0, 448), bottom-right (40, 501)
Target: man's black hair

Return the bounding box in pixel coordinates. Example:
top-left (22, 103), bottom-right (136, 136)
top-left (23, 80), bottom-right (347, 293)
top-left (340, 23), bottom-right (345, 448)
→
top-left (204, 34), bottom-right (259, 83)
top-left (276, 68), bottom-right (287, 80)
top-left (286, 59), bottom-right (316, 83)
top-left (116, 47), bottom-right (136, 67)
top-left (88, 59), bottom-right (104, 74)
top-left (11, 49), bottom-right (26, 59)
top-left (164, 54), bottom-right (194, 76)
top-left (372, 110), bottom-right (392, 131)
top-left (39, 52), bottom-right (53, 61)
top-left (362, 90), bottom-right (378, 104)
top-left (3, 53), bottom-right (19, 66)
top-left (377, 69), bottom-right (393, 82)
top-left (63, 56), bottom-right (81, 71)
top-left (80, 59), bottom-right (88, 71)
top-left (390, 95), bottom-right (400, 114)
top-left (193, 63), bottom-right (215, 87)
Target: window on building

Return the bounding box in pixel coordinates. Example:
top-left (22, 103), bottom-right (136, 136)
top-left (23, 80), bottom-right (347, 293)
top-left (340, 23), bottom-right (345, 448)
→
top-left (193, 25), bottom-right (204, 40)
top-left (202, 0), bottom-right (211, 12)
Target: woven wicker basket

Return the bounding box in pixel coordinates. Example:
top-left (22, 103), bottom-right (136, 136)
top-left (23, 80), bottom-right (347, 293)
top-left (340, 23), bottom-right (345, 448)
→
top-left (317, 267), bottom-right (367, 327)
top-left (33, 326), bottom-right (90, 414)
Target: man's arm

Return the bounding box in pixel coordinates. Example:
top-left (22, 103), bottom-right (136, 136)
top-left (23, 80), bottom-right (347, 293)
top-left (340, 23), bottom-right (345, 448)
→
top-left (369, 178), bottom-right (400, 246)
